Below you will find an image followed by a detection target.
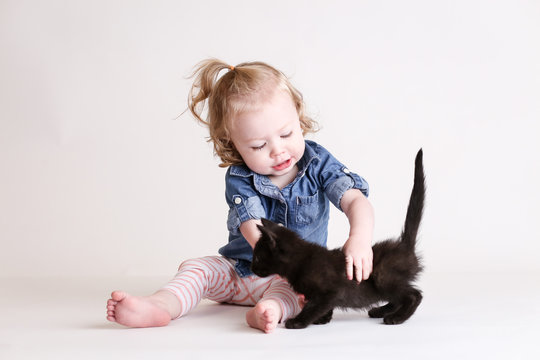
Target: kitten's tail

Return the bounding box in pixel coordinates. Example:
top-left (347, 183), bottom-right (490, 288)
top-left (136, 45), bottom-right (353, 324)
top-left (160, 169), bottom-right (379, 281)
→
top-left (400, 149), bottom-right (425, 250)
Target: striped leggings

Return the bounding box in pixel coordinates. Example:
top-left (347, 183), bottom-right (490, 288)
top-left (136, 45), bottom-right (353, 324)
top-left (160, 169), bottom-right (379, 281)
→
top-left (161, 256), bottom-right (302, 322)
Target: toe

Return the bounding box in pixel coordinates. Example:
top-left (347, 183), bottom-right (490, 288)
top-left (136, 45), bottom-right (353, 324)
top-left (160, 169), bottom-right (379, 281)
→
top-left (111, 291), bottom-right (127, 302)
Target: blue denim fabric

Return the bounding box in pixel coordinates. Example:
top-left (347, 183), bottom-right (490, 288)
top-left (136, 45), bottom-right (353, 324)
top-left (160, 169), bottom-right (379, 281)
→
top-left (219, 140), bottom-right (369, 277)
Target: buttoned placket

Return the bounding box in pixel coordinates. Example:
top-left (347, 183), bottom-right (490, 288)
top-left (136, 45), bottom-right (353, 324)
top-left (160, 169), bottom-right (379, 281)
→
top-left (254, 176), bottom-right (288, 227)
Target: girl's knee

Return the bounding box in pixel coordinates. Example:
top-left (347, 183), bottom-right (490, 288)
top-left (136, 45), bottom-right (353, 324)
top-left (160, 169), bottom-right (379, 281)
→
top-left (177, 256), bottom-right (217, 272)
top-left (178, 259), bottom-right (203, 271)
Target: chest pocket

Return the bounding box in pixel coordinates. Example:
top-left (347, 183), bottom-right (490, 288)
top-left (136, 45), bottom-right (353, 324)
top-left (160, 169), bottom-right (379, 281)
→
top-left (296, 191), bottom-right (320, 225)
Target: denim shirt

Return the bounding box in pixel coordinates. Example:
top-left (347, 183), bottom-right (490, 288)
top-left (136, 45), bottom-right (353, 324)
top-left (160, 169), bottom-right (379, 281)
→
top-left (219, 140), bottom-right (369, 277)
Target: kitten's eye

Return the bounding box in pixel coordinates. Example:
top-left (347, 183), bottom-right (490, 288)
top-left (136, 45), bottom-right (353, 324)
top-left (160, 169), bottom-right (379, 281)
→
top-left (251, 143), bottom-right (266, 151)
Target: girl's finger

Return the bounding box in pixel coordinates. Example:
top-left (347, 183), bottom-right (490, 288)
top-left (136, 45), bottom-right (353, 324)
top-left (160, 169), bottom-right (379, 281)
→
top-left (345, 255), bottom-right (354, 280)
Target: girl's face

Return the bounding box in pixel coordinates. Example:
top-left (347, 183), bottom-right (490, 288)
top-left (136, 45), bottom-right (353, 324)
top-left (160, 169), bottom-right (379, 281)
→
top-left (230, 89), bottom-right (305, 184)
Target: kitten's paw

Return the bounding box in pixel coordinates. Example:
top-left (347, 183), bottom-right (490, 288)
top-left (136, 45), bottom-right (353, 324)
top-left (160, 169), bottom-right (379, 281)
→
top-left (285, 318), bottom-right (308, 329)
top-left (383, 315), bottom-right (406, 325)
top-left (368, 308), bottom-right (385, 318)
top-left (369, 303), bottom-right (397, 319)
top-left (313, 310), bottom-right (333, 325)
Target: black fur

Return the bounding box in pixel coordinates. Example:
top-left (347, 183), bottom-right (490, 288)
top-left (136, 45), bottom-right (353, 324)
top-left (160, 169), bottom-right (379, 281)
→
top-left (251, 149), bottom-right (425, 329)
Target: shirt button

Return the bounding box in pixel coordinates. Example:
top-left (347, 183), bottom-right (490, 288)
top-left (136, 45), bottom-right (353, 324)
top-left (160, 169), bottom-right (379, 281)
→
top-left (343, 168), bottom-right (350, 174)
top-left (234, 197), bottom-right (242, 204)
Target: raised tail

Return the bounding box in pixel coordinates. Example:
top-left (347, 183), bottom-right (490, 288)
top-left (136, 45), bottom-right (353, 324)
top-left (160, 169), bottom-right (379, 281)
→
top-left (400, 149), bottom-right (425, 249)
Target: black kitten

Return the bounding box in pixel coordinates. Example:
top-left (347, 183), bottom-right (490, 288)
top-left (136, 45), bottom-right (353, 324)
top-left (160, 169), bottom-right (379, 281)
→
top-left (251, 149), bottom-right (425, 329)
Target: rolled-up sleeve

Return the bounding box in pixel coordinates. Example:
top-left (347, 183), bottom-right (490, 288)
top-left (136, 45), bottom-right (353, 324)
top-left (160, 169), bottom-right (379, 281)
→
top-left (325, 169), bottom-right (369, 211)
top-left (225, 170), bottom-right (265, 235)
top-left (316, 144), bottom-right (369, 211)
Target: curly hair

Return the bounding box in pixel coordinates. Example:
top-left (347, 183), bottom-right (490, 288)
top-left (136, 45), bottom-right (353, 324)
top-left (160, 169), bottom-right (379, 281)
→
top-left (188, 59), bottom-right (318, 167)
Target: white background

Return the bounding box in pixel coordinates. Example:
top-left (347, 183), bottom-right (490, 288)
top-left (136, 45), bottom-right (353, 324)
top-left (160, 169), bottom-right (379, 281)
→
top-left (1, 0), bottom-right (539, 279)
top-left (2, 1), bottom-right (540, 359)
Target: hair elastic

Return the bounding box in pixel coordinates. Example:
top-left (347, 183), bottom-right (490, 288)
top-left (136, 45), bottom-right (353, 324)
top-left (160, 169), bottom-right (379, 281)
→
top-left (229, 65), bottom-right (235, 71)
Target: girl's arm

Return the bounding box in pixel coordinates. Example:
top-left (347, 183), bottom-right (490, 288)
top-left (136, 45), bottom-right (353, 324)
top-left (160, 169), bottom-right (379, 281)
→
top-left (239, 219), bottom-right (263, 249)
top-left (340, 188), bottom-right (375, 282)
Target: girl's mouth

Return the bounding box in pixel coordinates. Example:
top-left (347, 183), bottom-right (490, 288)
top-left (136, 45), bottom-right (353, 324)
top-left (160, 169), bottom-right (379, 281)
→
top-left (272, 158), bottom-right (292, 171)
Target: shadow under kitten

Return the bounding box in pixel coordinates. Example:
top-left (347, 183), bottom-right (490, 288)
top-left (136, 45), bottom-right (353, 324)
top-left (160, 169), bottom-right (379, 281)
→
top-left (251, 149), bottom-right (425, 329)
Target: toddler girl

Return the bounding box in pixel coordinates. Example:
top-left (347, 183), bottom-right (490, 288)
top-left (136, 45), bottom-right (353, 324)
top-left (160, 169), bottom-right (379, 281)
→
top-left (106, 59), bottom-right (375, 333)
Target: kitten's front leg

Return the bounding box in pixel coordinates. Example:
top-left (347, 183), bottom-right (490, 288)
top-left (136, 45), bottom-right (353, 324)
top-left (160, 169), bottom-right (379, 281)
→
top-left (313, 309), bottom-right (333, 325)
top-left (285, 300), bottom-right (333, 329)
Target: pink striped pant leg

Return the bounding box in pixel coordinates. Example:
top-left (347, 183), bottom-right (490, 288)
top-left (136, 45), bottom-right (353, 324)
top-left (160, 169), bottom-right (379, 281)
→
top-left (160, 256), bottom-right (237, 319)
top-left (227, 274), bottom-right (303, 322)
top-left (259, 275), bottom-right (303, 322)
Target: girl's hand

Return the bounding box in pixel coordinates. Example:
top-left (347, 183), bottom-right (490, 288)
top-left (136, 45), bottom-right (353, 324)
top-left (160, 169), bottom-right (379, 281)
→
top-left (343, 237), bottom-right (373, 282)
top-left (340, 189), bottom-right (375, 283)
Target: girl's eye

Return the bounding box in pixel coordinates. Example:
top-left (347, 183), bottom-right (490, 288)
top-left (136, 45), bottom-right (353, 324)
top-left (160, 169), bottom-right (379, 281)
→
top-left (281, 131), bottom-right (292, 138)
top-left (252, 143), bottom-right (266, 151)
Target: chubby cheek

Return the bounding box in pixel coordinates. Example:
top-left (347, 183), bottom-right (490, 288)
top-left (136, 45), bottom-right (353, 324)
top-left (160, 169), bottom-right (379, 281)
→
top-left (291, 135), bottom-right (305, 159)
top-left (241, 151), bottom-right (269, 173)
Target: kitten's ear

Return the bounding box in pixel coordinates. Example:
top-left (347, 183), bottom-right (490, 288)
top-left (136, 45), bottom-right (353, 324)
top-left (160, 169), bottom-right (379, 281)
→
top-left (257, 220), bottom-right (277, 248)
top-left (260, 218), bottom-right (283, 234)
top-left (260, 218), bottom-right (276, 228)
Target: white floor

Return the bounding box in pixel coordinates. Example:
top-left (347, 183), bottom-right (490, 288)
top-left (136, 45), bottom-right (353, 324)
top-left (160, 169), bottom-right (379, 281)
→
top-left (1, 271), bottom-right (538, 360)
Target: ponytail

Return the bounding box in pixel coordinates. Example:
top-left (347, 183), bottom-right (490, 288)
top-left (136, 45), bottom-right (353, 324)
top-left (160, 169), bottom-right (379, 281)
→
top-left (188, 59), bottom-right (233, 127)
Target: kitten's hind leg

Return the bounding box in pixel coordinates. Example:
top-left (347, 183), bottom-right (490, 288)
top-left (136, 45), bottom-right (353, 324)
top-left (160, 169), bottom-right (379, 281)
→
top-left (383, 288), bottom-right (422, 325)
top-left (313, 309), bottom-right (333, 325)
top-left (368, 303), bottom-right (398, 319)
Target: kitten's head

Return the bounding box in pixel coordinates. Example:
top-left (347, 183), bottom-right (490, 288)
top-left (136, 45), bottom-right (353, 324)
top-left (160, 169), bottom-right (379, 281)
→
top-left (251, 218), bottom-right (296, 278)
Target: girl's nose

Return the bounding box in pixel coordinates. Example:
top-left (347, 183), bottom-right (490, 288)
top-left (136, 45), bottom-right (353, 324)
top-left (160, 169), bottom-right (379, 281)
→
top-left (270, 144), bottom-right (285, 158)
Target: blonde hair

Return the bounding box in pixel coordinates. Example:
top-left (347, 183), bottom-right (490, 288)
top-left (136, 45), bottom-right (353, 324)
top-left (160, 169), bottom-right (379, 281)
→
top-left (188, 59), bottom-right (318, 167)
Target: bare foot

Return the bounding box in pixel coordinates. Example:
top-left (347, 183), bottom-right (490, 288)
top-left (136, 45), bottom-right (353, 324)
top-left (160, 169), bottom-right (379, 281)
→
top-left (106, 290), bottom-right (176, 328)
top-left (246, 300), bottom-right (282, 334)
